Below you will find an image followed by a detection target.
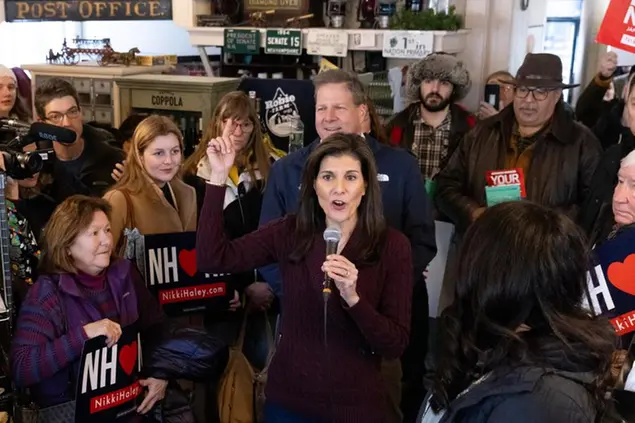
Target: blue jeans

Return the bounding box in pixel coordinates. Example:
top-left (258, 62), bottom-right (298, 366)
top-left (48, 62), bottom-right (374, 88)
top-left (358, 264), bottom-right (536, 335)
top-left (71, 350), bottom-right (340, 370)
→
top-left (265, 403), bottom-right (322, 423)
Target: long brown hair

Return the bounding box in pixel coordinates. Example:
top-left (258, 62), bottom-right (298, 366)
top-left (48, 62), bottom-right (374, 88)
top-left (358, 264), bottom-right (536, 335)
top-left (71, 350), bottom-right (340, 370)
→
top-left (40, 195), bottom-right (112, 274)
top-left (108, 115), bottom-right (184, 196)
top-left (183, 91), bottom-right (270, 187)
top-left (290, 133), bottom-right (386, 263)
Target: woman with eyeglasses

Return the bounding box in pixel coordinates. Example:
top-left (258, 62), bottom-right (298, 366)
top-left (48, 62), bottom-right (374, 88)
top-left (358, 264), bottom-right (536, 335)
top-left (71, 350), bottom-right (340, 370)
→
top-left (182, 91), bottom-right (282, 373)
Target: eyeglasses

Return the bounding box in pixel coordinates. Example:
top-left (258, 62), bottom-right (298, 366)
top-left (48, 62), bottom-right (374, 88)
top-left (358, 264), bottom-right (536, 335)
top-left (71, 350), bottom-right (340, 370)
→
top-left (224, 119), bottom-right (254, 133)
top-left (514, 87), bottom-right (553, 101)
top-left (45, 107), bottom-right (81, 124)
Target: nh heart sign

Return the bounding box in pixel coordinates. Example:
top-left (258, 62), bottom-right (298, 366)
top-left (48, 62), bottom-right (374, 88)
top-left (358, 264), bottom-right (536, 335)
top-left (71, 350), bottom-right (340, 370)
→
top-left (142, 232), bottom-right (231, 317)
top-left (584, 228), bottom-right (635, 342)
top-left (75, 325), bottom-right (141, 422)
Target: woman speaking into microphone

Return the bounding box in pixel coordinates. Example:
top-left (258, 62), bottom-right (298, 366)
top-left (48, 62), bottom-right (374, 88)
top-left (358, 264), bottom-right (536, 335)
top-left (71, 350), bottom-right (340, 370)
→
top-left (197, 132), bottom-right (413, 422)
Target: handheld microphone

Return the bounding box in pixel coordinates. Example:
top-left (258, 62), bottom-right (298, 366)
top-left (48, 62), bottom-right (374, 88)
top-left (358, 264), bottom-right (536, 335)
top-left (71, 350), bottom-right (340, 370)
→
top-left (26, 122), bottom-right (77, 145)
top-left (322, 226), bottom-right (342, 300)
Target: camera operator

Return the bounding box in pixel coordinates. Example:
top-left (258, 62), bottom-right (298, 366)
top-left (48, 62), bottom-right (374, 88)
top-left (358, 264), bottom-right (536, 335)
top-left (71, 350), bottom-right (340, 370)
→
top-left (0, 140), bottom-right (55, 311)
top-left (34, 78), bottom-right (124, 204)
top-left (0, 65), bottom-right (31, 143)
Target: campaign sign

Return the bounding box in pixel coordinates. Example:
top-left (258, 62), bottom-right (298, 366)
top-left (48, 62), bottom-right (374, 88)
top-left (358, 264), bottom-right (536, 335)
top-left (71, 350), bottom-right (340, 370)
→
top-left (485, 168), bottom-right (526, 206)
top-left (75, 325), bottom-right (141, 422)
top-left (597, 0), bottom-right (635, 55)
top-left (583, 227), bottom-right (635, 344)
top-left (143, 231), bottom-right (231, 316)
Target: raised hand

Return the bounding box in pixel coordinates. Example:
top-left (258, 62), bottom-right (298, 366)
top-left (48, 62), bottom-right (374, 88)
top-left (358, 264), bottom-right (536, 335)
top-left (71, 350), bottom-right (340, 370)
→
top-left (599, 51), bottom-right (618, 79)
top-left (206, 118), bottom-right (237, 184)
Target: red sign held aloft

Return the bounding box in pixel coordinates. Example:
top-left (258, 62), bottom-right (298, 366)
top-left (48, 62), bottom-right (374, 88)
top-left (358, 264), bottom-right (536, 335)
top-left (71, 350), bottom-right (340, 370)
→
top-left (597, 0), bottom-right (635, 54)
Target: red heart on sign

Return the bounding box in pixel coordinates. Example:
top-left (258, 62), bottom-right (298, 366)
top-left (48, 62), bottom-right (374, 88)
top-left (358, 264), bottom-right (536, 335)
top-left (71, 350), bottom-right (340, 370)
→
top-left (119, 341), bottom-right (138, 376)
top-left (179, 249), bottom-right (197, 277)
top-left (607, 254), bottom-right (635, 296)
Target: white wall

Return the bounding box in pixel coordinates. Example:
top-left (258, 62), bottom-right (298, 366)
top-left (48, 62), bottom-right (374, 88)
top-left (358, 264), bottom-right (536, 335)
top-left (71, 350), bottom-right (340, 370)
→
top-left (458, 0), bottom-right (547, 111)
top-left (581, 0), bottom-right (610, 87)
top-left (80, 20), bottom-right (208, 56)
top-left (0, 17), bottom-right (217, 68)
top-left (0, 21), bottom-right (79, 67)
top-left (509, 0), bottom-right (547, 74)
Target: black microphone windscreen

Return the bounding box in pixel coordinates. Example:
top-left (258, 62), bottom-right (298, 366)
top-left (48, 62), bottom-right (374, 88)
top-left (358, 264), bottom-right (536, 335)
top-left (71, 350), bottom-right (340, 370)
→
top-left (28, 122), bottom-right (77, 144)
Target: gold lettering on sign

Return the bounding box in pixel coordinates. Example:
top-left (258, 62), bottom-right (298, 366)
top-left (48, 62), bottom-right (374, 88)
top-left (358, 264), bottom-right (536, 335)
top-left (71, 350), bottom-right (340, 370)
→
top-left (149, 1), bottom-right (161, 17)
top-left (79, 1), bottom-right (92, 19)
top-left (43, 2), bottom-right (58, 18)
top-left (94, 1), bottom-right (108, 18)
top-left (30, 3), bottom-right (42, 18)
top-left (109, 2), bottom-right (121, 16)
top-left (59, 2), bottom-right (71, 18)
top-left (16, 3), bottom-right (28, 19)
top-left (10, 0), bottom-right (168, 20)
top-left (134, 2), bottom-right (147, 16)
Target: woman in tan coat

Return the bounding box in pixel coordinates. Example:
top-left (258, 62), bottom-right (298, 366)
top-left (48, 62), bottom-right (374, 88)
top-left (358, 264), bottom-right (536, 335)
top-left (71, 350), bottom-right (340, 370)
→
top-left (104, 114), bottom-right (197, 248)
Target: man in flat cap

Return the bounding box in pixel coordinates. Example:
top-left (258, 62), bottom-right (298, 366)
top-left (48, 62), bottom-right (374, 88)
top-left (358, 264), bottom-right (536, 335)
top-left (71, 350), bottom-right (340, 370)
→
top-left (386, 53), bottom-right (475, 187)
top-left (437, 53), bottom-right (602, 233)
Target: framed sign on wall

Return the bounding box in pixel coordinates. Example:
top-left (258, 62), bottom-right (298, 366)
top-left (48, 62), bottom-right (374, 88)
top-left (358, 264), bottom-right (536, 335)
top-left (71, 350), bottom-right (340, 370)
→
top-left (4, 0), bottom-right (172, 22)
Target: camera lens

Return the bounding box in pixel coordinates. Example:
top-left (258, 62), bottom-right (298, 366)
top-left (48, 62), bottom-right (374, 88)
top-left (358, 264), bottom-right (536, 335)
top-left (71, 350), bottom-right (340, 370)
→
top-left (17, 152), bottom-right (43, 174)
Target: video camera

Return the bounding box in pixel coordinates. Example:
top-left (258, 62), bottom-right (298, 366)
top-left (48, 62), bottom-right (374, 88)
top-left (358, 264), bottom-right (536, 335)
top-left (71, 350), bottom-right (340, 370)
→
top-left (0, 119), bottom-right (77, 180)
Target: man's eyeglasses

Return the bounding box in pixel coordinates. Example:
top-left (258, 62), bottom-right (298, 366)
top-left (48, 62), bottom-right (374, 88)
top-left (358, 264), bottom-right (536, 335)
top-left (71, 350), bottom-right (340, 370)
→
top-left (514, 87), bottom-right (553, 101)
top-left (45, 107), bottom-right (81, 124)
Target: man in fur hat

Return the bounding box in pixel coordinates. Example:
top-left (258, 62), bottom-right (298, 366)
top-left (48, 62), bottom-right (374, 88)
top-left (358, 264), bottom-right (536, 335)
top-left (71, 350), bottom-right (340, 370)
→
top-left (386, 53), bottom-right (475, 184)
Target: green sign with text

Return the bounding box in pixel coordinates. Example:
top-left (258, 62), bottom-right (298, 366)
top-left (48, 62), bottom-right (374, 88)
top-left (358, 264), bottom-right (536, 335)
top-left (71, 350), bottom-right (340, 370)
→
top-left (4, 0), bottom-right (172, 21)
top-left (224, 29), bottom-right (261, 54)
top-left (264, 29), bottom-right (302, 55)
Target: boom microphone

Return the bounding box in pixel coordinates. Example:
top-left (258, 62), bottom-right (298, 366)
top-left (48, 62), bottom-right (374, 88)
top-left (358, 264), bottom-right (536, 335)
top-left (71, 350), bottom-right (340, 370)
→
top-left (27, 122), bottom-right (77, 145)
top-left (322, 226), bottom-right (342, 300)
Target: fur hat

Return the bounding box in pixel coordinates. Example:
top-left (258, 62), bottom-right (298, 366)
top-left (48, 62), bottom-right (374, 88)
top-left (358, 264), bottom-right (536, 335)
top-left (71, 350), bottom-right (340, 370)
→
top-left (406, 53), bottom-right (471, 102)
top-left (0, 65), bottom-right (16, 82)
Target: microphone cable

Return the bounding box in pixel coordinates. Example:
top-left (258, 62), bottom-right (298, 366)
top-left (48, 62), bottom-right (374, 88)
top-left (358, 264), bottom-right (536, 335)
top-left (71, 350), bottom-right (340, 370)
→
top-left (323, 279), bottom-right (335, 422)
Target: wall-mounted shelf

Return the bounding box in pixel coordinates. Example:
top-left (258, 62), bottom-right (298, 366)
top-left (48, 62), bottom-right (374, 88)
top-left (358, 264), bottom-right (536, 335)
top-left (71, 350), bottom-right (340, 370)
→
top-left (187, 27), bottom-right (470, 54)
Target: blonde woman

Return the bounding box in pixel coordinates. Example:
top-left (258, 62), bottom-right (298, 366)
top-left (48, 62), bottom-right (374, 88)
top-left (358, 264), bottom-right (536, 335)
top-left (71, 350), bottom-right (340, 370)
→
top-left (104, 114), bottom-right (197, 249)
top-left (183, 91), bottom-right (281, 370)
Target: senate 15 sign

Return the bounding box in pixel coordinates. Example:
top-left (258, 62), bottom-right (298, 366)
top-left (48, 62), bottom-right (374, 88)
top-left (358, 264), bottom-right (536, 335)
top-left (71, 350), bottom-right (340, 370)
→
top-left (142, 232), bottom-right (231, 317)
top-left (75, 325), bottom-right (141, 423)
top-left (4, 0), bottom-right (172, 22)
top-left (265, 30), bottom-right (303, 56)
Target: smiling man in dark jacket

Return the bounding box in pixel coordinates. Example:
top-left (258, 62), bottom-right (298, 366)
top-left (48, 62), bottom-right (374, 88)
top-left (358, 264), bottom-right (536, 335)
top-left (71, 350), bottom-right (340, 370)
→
top-left (259, 69), bottom-right (437, 423)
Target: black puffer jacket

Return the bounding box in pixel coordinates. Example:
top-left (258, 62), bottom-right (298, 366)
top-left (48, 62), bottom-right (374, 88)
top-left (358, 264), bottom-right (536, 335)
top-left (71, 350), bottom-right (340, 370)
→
top-left (143, 325), bottom-right (229, 423)
top-left (419, 367), bottom-right (601, 423)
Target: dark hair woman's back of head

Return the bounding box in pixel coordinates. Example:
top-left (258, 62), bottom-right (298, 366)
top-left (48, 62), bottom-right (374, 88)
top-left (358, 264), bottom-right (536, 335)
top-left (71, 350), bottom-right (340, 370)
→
top-left (429, 201), bottom-right (615, 413)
